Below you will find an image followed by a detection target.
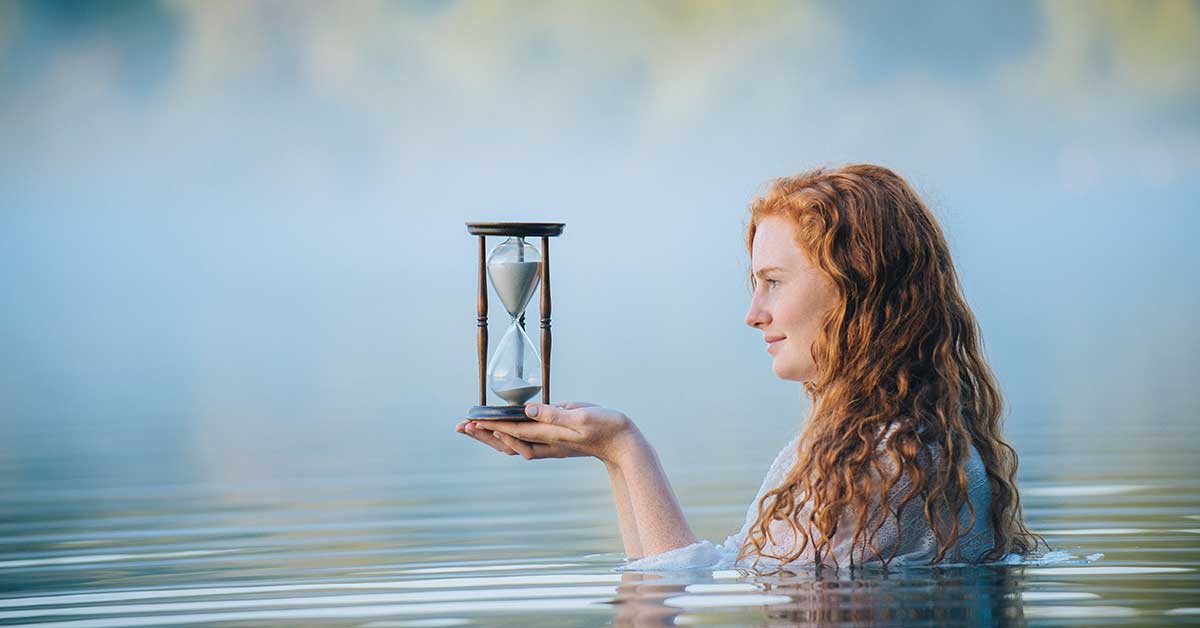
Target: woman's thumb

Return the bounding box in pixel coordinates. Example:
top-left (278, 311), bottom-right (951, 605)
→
top-left (524, 403), bottom-right (550, 422)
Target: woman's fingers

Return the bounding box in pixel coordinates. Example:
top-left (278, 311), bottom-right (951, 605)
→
top-left (463, 422), bottom-right (518, 455)
top-left (461, 421), bottom-right (554, 458)
top-left (493, 431), bottom-right (535, 459)
top-left (471, 417), bottom-right (577, 444)
top-left (494, 431), bottom-right (580, 460)
top-left (459, 419), bottom-right (564, 459)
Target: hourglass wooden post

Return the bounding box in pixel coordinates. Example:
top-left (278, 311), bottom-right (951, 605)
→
top-left (466, 222), bottom-right (564, 420)
top-left (540, 235), bottom-right (551, 404)
top-left (475, 234), bottom-right (488, 406)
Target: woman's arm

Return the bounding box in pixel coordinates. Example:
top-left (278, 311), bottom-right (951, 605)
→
top-left (609, 430), bottom-right (698, 556)
top-left (605, 461), bottom-right (644, 558)
top-left (467, 403), bottom-right (698, 558)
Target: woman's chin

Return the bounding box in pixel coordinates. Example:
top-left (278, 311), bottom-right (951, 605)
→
top-left (771, 360), bottom-right (798, 381)
top-left (771, 356), bottom-right (813, 382)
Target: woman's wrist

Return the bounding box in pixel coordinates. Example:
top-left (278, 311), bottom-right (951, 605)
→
top-left (605, 424), bottom-right (652, 469)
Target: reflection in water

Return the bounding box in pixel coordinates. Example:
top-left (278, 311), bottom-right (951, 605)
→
top-left (763, 569), bottom-right (1026, 628)
top-left (0, 576), bottom-right (623, 610)
top-left (666, 593), bottom-right (794, 608)
top-left (0, 587), bottom-right (619, 623)
top-left (0, 597), bottom-right (616, 628)
top-left (1019, 591), bottom-right (1099, 601)
top-left (1023, 605), bottom-right (1140, 619)
top-left (0, 549), bottom-right (235, 569)
top-left (608, 567), bottom-right (1028, 628)
top-left (610, 572), bottom-right (688, 628)
top-left (1023, 484), bottom-right (1149, 497)
top-left (1035, 566), bottom-right (1193, 576)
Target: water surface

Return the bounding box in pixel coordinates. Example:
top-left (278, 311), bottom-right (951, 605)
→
top-left (1, 415), bottom-right (1197, 627)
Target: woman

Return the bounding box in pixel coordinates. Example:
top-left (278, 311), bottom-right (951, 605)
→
top-left (455, 164), bottom-right (1042, 569)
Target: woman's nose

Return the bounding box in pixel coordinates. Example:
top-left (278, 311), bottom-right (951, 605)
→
top-left (745, 298), bottom-right (769, 328)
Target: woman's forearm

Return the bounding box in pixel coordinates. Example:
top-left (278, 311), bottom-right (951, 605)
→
top-left (611, 429), bottom-right (698, 556)
top-left (605, 461), bottom-right (644, 558)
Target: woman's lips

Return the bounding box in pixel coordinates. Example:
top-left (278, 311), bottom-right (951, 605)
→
top-left (766, 337), bottom-right (784, 353)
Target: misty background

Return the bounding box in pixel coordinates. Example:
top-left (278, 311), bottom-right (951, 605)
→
top-left (1, 1), bottom-right (1198, 493)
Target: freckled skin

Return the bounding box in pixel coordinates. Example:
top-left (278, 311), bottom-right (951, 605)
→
top-left (744, 216), bottom-right (840, 382)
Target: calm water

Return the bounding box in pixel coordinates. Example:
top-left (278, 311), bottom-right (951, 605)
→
top-left (1, 414), bottom-right (1197, 628)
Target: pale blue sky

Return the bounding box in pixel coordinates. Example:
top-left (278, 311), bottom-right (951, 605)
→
top-left (1, 1), bottom-right (1197, 485)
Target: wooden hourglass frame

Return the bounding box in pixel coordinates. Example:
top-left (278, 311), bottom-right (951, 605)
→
top-left (466, 222), bottom-right (564, 420)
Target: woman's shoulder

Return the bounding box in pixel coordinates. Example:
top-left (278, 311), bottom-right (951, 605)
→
top-left (759, 430), bottom-right (803, 488)
top-left (875, 421), bottom-right (990, 483)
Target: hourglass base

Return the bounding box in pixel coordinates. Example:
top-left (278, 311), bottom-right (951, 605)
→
top-left (468, 405), bottom-right (533, 421)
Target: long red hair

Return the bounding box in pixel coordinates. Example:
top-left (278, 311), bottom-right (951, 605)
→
top-left (739, 164), bottom-right (1042, 567)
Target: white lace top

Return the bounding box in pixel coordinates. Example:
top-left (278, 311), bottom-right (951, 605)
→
top-left (621, 428), bottom-right (996, 570)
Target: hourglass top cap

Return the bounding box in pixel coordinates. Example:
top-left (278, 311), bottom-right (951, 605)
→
top-left (466, 222), bottom-right (565, 237)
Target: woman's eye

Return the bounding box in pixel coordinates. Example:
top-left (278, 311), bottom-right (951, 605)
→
top-left (765, 279), bottom-right (781, 289)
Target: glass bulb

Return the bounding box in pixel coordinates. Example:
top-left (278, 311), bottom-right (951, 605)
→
top-left (487, 237), bottom-right (541, 317)
top-left (488, 321), bottom-right (542, 405)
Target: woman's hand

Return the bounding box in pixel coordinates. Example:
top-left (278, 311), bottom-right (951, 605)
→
top-left (456, 402), bottom-right (595, 459)
top-left (457, 401), bottom-right (644, 466)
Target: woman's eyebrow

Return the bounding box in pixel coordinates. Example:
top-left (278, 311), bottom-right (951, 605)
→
top-left (753, 266), bottom-right (787, 279)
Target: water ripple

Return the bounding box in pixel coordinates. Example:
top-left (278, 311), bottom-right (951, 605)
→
top-left (0, 597), bottom-right (615, 628)
top-left (0, 574), bottom-right (624, 609)
top-left (0, 586), bottom-right (620, 621)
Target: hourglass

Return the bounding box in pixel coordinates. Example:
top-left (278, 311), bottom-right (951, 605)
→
top-left (466, 222), bottom-right (564, 420)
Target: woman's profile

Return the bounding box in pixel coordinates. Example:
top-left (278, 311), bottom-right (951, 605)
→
top-left (455, 163), bottom-right (1043, 569)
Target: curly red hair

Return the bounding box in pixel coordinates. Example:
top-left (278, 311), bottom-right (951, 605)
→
top-left (739, 164), bottom-right (1043, 567)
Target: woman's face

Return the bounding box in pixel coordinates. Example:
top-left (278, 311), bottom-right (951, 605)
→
top-left (745, 216), bottom-right (840, 382)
